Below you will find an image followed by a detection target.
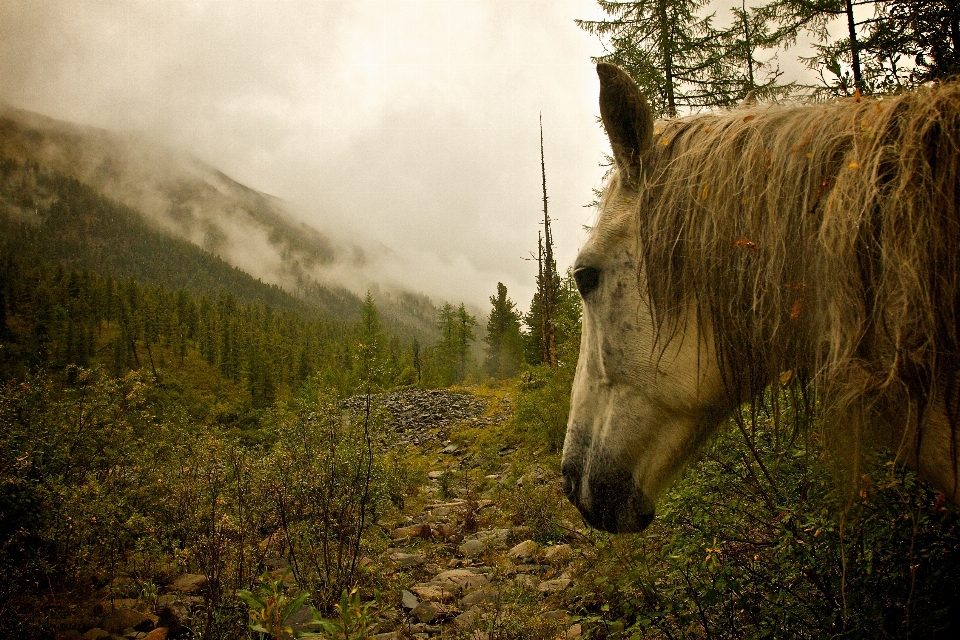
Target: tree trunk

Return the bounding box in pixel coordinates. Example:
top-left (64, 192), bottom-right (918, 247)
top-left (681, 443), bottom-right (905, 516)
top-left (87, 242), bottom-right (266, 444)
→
top-left (658, 0), bottom-right (677, 116)
top-left (845, 0), bottom-right (864, 92)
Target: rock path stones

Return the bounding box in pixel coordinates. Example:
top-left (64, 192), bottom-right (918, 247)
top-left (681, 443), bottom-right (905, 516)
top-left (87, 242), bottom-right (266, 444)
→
top-left (341, 389), bottom-right (488, 446)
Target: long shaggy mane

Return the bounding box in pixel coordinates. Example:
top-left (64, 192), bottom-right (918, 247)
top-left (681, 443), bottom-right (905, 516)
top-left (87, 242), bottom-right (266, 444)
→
top-left (635, 84), bottom-right (960, 475)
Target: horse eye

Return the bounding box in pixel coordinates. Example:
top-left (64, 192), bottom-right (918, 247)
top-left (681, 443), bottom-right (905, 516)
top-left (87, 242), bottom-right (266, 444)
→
top-left (574, 267), bottom-right (601, 297)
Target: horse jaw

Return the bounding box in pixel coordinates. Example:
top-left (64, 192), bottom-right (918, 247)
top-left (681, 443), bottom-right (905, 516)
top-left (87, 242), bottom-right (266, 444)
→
top-left (561, 188), bottom-right (728, 533)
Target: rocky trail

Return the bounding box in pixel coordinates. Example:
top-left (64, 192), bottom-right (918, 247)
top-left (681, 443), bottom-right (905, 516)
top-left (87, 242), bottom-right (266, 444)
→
top-left (55, 388), bottom-right (587, 640)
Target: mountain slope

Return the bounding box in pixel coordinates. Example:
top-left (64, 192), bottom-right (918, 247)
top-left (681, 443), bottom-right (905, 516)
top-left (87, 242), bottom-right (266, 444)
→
top-left (0, 104), bottom-right (440, 340)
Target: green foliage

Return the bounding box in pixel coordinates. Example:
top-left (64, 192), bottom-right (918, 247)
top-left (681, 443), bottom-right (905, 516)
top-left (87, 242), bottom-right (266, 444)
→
top-left (427, 302), bottom-right (477, 386)
top-left (236, 569), bottom-right (312, 638)
top-left (523, 269), bottom-right (581, 367)
top-left (484, 282), bottom-right (524, 380)
top-left (308, 587), bottom-right (376, 640)
top-left (513, 365), bottom-right (576, 453)
top-left (264, 390), bottom-right (396, 608)
top-left (0, 366), bottom-right (402, 637)
top-left (577, 0), bottom-right (788, 117)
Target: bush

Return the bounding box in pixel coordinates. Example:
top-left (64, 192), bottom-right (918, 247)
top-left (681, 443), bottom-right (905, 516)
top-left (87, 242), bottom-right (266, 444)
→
top-left (513, 364), bottom-right (575, 452)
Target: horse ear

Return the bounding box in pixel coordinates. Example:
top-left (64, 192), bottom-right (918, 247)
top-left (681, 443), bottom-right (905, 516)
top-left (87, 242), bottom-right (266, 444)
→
top-left (597, 63), bottom-right (653, 187)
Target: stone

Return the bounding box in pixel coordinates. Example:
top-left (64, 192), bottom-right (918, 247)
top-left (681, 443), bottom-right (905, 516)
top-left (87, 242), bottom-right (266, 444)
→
top-left (543, 609), bottom-right (570, 623)
top-left (82, 630), bottom-right (110, 640)
top-left (507, 539), bottom-right (538, 561)
top-left (169, 574), bottom-right (206, 594)
top-left (401, 589), bottom-right (419, 610)
top-left (431, 506), bottom-right (452, 517)
top-left (371, 633), bottom-right (400, 640)
top-left (513, 574), bottom-right (540, 590)
top-left (391, 523), bottom-right (431, 540)
top-left (410, 601), bottom-right (457, 624)
top-left (544, 544), bottom-right (573, 564)
top-left (102, 608), bottom-right (151, 634)
top-left (427, 471), bottom-right (445, 480)
top-left (454, 605), bottom-right (482, 629)
top-left (441, 444), bottom-right (459, 454)
top-left (458, 538), bottom-right (486, 558)
top-left (389, 552), bottom-right (424, 569)
top-left (410, 584), bottom-right (457, 603)
top-left (434, 569), bottom-right (490, 591)
top-left (538, 578), bottom-right (572, 593)
top-left (143, 629), bottom-right (168, 640)
top-left (432, 523), bottom-right (455, 541)
top-left (566, 623), bottom-right (583, 638)
top-left (460, 588), bottom-right (498, 608)
top-left (285, 604), bottom-right (314, 634)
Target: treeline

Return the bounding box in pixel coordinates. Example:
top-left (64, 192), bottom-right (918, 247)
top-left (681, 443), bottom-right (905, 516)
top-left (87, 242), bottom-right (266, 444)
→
top-left (578, 0), bottom-right (959, 115)
top-left (0, 157), bottom-right (360, 321)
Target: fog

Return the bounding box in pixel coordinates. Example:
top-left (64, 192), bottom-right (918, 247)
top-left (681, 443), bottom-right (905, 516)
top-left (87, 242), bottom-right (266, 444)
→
top-left (0, 0), bottom-right (823, 310)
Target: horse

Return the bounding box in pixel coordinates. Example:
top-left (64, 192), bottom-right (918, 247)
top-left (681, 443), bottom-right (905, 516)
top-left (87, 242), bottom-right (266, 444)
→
top-left (561, 63), bottom-right (960, 533)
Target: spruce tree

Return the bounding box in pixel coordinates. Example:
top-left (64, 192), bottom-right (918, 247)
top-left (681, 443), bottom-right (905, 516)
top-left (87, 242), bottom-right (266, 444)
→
top-left (578, 0), bottom-right (740, 116)
top-left (484, 282), bottom-right (523, 379)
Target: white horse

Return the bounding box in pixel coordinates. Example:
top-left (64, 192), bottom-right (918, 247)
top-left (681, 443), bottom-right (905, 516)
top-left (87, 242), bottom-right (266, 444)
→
top-left (562, 64), bottom-right (960, 532)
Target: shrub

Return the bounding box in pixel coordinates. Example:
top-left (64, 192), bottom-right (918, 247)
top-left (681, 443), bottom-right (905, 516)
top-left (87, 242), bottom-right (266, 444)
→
top-left (513, 364), bottom-right (575, 452)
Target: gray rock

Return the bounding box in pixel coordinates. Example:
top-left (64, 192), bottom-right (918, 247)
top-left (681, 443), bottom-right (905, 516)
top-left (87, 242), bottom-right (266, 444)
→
top-left (410, 601), bottom-right (457, 624)
top-left (434, 569), bottom-right (489, 591)
top-left (538, 578), bottom-right (572, 593)
top-left (460, 588), bottom-right (498, 608)
top-left (401, 589), bottom-right (419, 610)
top-left (458, 538), bottom-right (486, 558)
top-left (389, 552), bottom-right (424, 569)
top-left (507, 539), bottom-right (538, 562)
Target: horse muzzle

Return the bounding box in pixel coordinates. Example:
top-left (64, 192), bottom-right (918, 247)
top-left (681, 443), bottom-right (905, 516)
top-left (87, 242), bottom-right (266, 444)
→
top-left (561, 457), bottom-right (655, 533)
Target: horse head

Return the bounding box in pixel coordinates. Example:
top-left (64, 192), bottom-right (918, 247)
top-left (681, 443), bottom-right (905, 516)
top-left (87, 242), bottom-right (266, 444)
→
top-left (561, 64), bottom-right (730, 532)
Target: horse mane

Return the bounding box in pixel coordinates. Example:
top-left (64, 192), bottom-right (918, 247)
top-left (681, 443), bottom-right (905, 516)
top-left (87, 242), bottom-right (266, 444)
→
top-left (633, 83), bottom-right (960, 474)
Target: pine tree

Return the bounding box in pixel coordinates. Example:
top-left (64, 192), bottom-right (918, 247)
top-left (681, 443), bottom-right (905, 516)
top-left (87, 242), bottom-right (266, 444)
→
top-left (355, 291), bottom-right (388, 389)
top-left (764, 0), bottom-right (871, 95)
top-left (577, 0), bottom-right (742, 116)
top-left (484, 283), bottom-right (523, 379)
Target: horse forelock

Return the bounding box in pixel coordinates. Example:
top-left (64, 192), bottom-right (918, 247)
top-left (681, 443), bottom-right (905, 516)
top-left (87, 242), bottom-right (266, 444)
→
top-left (611, 83), bottom-right (960, 482)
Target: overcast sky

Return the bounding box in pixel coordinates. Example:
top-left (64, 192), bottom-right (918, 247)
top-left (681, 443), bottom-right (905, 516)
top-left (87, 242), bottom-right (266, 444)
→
top-left (0, 0), bottom-right (823, 310)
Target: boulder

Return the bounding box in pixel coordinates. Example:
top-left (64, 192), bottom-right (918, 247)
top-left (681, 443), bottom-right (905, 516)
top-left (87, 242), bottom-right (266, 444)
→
top-left (544, 544), bottom-right (573, 564)
top-left (458, 538), bottom-right (486, 558)
top-left (410, 584), bottom-right (457, 603)
top-left (434, 569), bottom-right (489, 591)
top-left (389, 552), bottom-right (424, 569)
top-left (101, 608), bottom-right (151, 634)
top-left (169, 574), bottom-right (207, 595)
top-left (391, 523), bottom-right (431, 540)
top-left (538, 578), bottom-right (572, 593)
top-left (507, 539), bottom-right (538, 562)
top-left (460, 588), bottom-right (498, 608)
top-left (410, 601), bottom-right (457, 624)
